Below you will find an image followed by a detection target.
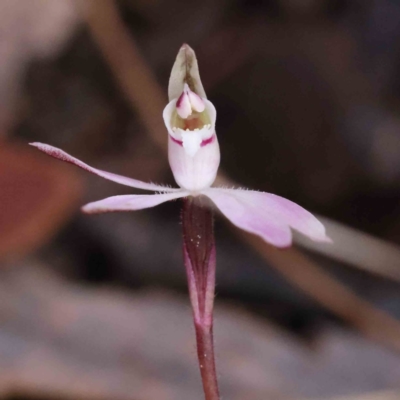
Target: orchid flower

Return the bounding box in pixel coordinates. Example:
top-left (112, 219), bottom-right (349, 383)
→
top-left (30, 44), bottom-right (330, 400)
top-left (30, 45), bottom-right (330, 249)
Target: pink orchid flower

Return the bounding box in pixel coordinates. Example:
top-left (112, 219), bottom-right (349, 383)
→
top-left (30, 44), bottom-right (330, 248)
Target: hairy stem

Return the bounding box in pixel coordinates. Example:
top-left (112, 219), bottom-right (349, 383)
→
top-left (195, 322), bottom-right (219, 400)
top-left (182, 196), bottom-right (220, 400)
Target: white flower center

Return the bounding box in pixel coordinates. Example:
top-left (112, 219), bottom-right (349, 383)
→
top-left (170, 84), bottom-right (213, 157)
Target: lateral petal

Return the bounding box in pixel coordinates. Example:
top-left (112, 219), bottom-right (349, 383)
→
top-left (209, 188), bottom-right (331, 243)
top-left (82, 191), bottom-right (188, 214)
top-left (30, 143), bottom-right (178, 192)
top-left (203, 189), bottom-right (292, 248)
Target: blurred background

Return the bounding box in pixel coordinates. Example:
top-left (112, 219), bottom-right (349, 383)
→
top-left (2, 0), bottom-right (400, 399)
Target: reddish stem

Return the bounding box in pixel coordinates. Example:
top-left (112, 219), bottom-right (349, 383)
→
top-left (182, 196), bottom-right (220, 400)
top-left (195, 322), bottom-right (219, 400)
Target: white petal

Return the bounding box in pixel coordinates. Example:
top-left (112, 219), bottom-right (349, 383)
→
top-left (203, 188), bottom-right (292, 247)
top-left (227, 189), bottom-right (330, 242)
top-left (30, 143), bottom-right (178, 192)
top-left (168, 135), bottom-right (220, 192)
top-left (205, 188), bottom-right (331, 244)
top-left (82, 191), bottom-right (188, 214)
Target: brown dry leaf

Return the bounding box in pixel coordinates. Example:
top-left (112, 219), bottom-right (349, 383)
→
top-left (0, 141), bottom-right (82, 261)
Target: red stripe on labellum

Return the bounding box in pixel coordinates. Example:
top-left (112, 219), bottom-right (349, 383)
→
top-left (170, 135), bottom-right (183, 146)
top-left (169, 134), bottom-right (215, 147)
top-left (201, 135), bottom-right (215, 147)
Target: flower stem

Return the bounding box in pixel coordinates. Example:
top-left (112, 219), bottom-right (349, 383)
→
top-left (182, 196), bottom-right (220, 400)
top-left (194, 322), bottom-right (219, 400)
